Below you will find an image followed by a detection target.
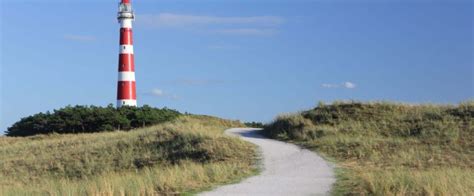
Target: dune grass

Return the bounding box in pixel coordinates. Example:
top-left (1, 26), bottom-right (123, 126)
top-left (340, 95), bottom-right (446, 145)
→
top-left (263, 101), bottom-right (474, 195)
top-left (0, 115), bottom-right (258, 195)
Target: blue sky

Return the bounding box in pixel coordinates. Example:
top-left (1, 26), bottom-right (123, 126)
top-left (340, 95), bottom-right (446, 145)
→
top-left (1, 0), bottom-right (473, 134)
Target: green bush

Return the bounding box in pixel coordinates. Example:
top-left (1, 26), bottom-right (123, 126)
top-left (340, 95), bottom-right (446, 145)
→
top-left (265, 114), bottom-right (320, 140)
top-left (244, 121), bottom-right (265, 128)
top-left (6, 105), bottom-right (181, 137)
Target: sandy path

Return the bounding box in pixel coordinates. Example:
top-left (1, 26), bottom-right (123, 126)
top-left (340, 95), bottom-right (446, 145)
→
top-left (200, 128), bottom-right (335, 196)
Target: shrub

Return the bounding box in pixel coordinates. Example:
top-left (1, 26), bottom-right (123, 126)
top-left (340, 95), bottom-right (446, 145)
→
top-left (265, 114), bottom-right (319, 140)
top-left (244, 121), bottom-right (265, 128)
top-left (6, 105), bottom-right (181, 137)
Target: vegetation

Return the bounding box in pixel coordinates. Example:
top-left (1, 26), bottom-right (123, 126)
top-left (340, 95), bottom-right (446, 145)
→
top-left (244, 121), bottom-right (265, 128)
top-left (263, 101), bottom-right (474, 195)
top-left (6, 105), bottom-right (180, 136)
top-left (0, 115), bottom-right (258, 195)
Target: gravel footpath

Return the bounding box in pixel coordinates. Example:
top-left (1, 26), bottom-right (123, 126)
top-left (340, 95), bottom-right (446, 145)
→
top-left (200, 128), bottom-right (336, 196)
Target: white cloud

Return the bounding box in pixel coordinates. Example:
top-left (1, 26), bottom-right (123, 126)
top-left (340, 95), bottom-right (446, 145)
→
top-left (322, 82), bottom-right (357, 89)
top-left (63, 35), bottom-right (96, 42)
top-left (171, 79), bottom-right (226, 86)
top-left (138, 13), bottom-right (284, 28)
top-left (149, 88), bottom-right (179, 100)
top-left (213, 28), bottom-right (277, 36)
top-left (344, 82), bottom-right (356, 89)
top-left (151, 89), bottom-right (164, 96)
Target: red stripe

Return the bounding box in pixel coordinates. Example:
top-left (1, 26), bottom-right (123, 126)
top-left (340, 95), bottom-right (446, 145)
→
top-left (117, 81), bottom-right (136, 99)
top-left (120, 28), bottom-right (133, 45)
top-left (122, 0), bottom-right (130, 3)
top-left (118, 54), bottom-right (135, 71)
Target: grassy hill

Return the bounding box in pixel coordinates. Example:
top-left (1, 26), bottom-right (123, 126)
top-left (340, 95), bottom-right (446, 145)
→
top-left (0, 115), bottom-right (258, 195)
top-left (263, 101), bottom-right (473, 195)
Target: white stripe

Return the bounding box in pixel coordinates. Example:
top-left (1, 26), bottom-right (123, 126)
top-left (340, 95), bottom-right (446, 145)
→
top-left (120, 45), bottom-right (134, 54)
top-left (121, 19), bottom-right (133, 28)
top-left (117, 99), bottom-right (137, 107)
top-left (118, 71), bottom-right (136, 81)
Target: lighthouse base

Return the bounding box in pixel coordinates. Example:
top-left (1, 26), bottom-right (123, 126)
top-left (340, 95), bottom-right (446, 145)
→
top-left (117, 99), bottom-right (137, 107)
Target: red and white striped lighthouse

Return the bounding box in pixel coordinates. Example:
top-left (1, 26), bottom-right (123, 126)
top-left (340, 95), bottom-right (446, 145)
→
top-left (116, 0), bottom-right (137, 107)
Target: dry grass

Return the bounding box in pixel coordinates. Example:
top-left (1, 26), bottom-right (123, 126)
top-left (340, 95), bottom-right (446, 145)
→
top-left (264, 101), bottom-right (474, 196)
top-left (0, 115), bottom-right (258, 195)
top-left (2, 161), bottom-right (254, 195)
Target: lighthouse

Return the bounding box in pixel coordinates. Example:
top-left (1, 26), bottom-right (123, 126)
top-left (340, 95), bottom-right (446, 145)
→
top-left (116, 0), bottom-right (137, 107)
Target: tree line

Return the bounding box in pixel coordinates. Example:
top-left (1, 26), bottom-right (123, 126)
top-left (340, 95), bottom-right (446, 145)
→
top-left (6, 105), bottom-right (181, 137)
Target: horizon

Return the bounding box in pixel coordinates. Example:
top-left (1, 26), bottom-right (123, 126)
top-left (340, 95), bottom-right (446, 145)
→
top-left (1, 0), bottom-right (473, 134)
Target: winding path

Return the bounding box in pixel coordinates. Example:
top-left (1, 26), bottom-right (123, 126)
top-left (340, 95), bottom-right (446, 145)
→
top-left (200, 128), bottom-right (336, 196)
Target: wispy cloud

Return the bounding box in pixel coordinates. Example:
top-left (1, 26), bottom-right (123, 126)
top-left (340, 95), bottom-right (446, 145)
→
top-left (207, 43), bottom-right (240, 50)
top-left (322, 84), bottom-right (340, 88)
top-left (343, 82), bottom-right (356, 89)
top-left (322, 82), bottom-right (357, 89)
top-left (63, 35), bottom-right (96, 42)
top-left (139, 13), bottom-right (284, 28)
top-left (147, 88), bottom-right (180, 100)
top-left (171, 79), bottom-right (226, 86)
top-left (213, 28), bottom-right (277, 36)
top-left (150, 89), bottom-right (164, 96)
top-left (207, 44), bottom-right (240, 50)
top-left (137, 13), bottom-right (284, 36)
